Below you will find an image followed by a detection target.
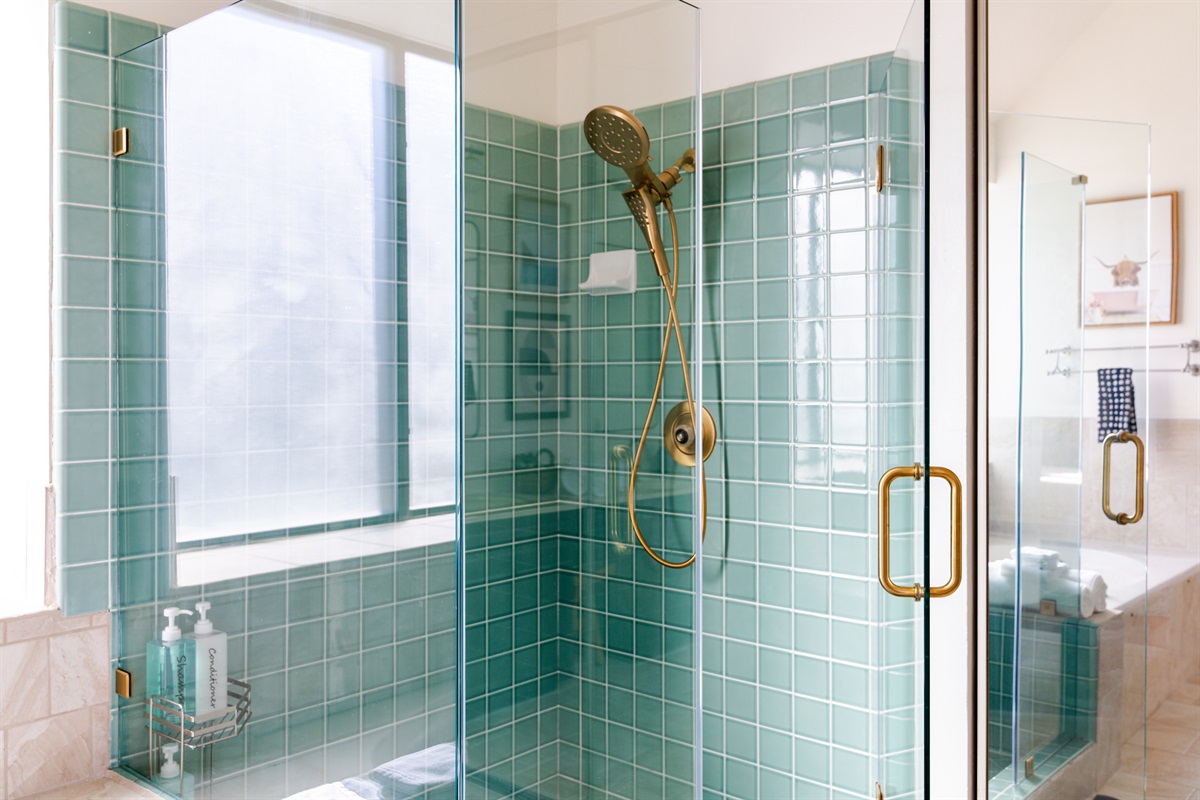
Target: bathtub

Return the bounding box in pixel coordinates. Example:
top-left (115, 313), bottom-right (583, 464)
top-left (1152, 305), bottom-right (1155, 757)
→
top-left (1078, 545), bottom-right (1200, 611)
top-left (987, 541), bottom-right (1200, 800)
top-left (987, 541), bottom-right (1200, 614)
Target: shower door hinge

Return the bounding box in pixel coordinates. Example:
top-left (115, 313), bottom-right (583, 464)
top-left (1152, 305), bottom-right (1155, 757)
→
top-left (1025, 756), bottom-right (1035, 779)
top-left (115, 667), bottom-right (133, 698)
top-left (875, 145), bottom-right (885, 193)
top-left (113, 127), bottom-right (130, 157)
top-left (1072, 174), bottom-right (1088, 185)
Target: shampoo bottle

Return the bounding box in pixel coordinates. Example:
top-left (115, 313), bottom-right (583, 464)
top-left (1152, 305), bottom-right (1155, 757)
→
top-left (146, 607), bottom-right (195, 727)
top-left (187, 601), bottom-right (228, 714)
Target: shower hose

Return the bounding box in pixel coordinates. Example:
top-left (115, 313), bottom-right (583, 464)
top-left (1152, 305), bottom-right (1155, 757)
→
top-left (627, 195), bottom-right (708, 569)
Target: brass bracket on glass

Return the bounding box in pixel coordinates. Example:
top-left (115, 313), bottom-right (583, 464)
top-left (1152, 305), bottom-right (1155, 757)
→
top-left (664, 401), bottom-right (716, 467)
top-left (876, 782), bottom-right (886, 800)
top-left (875, 145), bottom-right (885, 193)
top-left (878, 463), bottom-right (964, 600)
top-left (115, 667), bottom-right (133, 698)
top-left (1102, 431), bottom-right (1145, 524)
top-left (113, 127), bottom-right (130, 157)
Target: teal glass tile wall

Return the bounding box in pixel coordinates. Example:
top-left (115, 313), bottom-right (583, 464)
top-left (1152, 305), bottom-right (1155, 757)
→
top-left (461, 102), bottom-right (581, 798)
top-left (53, 0), bottom-right (167, 619)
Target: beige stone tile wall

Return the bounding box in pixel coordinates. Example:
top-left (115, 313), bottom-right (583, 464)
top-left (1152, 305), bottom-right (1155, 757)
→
top-left (0, 611), bottom-right (111, 800)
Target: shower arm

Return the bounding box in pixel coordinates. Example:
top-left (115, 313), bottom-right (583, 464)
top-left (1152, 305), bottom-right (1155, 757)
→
top-left (632, 148), bottom-right (697, 202)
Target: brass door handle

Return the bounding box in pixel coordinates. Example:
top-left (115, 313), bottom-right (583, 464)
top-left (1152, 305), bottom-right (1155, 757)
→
top-left (1102, 431), bottom-right (1145, 525)
top-left (878, 463), bottom-right (963, 600)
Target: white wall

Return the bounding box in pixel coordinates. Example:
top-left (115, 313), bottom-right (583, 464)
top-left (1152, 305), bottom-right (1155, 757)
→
top-left (990, 0), bottom-right (1200, 419)
top-left (469, 0), bottom-right (915, 124)
top-left (0, 0), bottom-right (53, 618)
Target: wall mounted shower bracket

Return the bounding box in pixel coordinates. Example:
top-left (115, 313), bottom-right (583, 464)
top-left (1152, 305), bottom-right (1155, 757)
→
top-left (664, 402), bottom-right (716, 467)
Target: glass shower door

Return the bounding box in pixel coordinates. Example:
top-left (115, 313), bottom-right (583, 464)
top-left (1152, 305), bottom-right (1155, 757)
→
top-left (869, 2), bottom-right (940, 798)
top-left (988, 114), bottom-right (1151, 800)
top-left (110, 3), bottom-right (460, 797)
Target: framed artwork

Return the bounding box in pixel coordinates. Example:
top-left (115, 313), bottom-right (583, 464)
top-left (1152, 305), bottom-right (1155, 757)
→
top-left (1084, 191), bottom-right (1178, 326)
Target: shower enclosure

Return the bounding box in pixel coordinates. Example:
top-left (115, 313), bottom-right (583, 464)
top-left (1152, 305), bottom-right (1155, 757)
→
top-left (100, 0), bottom-right (942, 797)
top-left (986, 113), bottom-right (1152, 798)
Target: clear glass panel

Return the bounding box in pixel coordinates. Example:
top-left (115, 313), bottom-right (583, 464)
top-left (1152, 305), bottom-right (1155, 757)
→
top-left (869, 3), bottom-right (928, 799)
top-left (987, 113), bottom-right (1151, 799)
top-left (110, 2), bottom-right (459, 796)
top-left (460, 2), bottom-right (700, 796)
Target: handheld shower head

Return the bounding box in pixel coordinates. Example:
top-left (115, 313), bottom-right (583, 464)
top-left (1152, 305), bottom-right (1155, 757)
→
top-left (584, 105), bottom-right (661, 192)
top-left (583, 105), bottom-right (649, 169)
top-left (584, 104), bottom-right (697, 283)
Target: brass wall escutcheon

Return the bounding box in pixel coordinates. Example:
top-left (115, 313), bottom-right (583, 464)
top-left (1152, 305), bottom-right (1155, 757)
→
top-left (1102, 431), bottom-right (1145, 525)
top-left (664, 401), bottom-right (716, 467)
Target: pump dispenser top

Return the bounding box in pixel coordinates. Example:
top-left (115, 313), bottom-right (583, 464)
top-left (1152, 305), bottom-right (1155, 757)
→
top-left (160, 744), bottom-right (181, 778)
top-left (193, 601), bottom-right (213, 635)
top-left (161, 607), bottom-right (193, 643)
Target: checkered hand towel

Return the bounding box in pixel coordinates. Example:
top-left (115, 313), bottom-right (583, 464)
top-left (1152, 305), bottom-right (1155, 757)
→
top-left (1097, 367), bottom-right (1136, 442)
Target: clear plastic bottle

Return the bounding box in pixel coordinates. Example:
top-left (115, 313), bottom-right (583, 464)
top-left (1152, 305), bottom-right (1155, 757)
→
top-left (186, 601), bottom-right (228, 715)
top-left (146, 607), bottom-right (195, 728)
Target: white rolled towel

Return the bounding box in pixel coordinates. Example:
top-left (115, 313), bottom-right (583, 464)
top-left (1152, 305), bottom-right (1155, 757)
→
top-left (1041, 575), bottom-right (1096, 618)
top-left (1009, 546), bottom-right (1067, 571)
top-left (1065, 569), bottom-right (1108, 613)
top-left (988, 560), bottom-right (1016, 608)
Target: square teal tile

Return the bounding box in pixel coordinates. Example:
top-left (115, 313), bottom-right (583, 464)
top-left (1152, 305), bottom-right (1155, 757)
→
top-left (60, 562), bottom-right (109, 614)
top-left (60, 204), bottom-right (109, 258)
top-left (755, 77), bottom-right (790, 118)
top-left (57, 3), bottom-right (110, 54)
top-left (60, 307), bottom-right (109, 358)
top-left (60, 153), bottom-right (110, 207)
top-left (792, 68), bottom-right (827, 110)
top-left (59, 510), bottom-right (109, 565)
top-left (829, 59), bottom-right (867, 101)
top-left (59, 257), bottom-right (109, 308)
top-left (58, 101), bottom-right (110, 156)
top-left (115, 160), bottom-right (157, 212)
top-left (114, 210), bottom-right (156, 260)
top-left (57, 48), bottom-right (109, 106)
top-left (830, 100), bottom-right (867, 143)
top-left (756, 198), bottom-right (789, 239)
top-left (757, 156), bottom-right (789, 198)
top-left (791, 108), bottom-right (826, 152)
top-left (111, 13), bottom-right (160, 59)
top-left (756, 115), bottom-right (789, 157)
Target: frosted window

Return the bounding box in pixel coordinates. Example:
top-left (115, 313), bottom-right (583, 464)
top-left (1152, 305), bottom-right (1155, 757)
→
top-left (163, 8), bottom-right (396, 542)
top-left (404, 52), bottom-right (456, 509)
